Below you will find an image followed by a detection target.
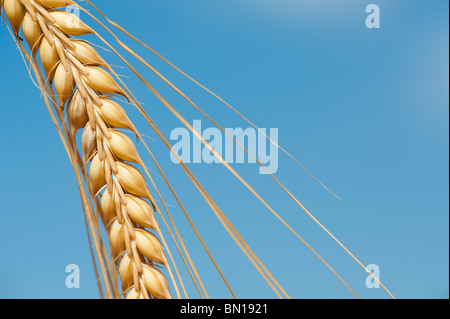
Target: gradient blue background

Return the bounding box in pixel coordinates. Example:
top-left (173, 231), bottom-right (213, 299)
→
top-left (0, 0), bottom-right (448, 299)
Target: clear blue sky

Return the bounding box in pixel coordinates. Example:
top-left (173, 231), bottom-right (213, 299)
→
top-left (0, 0), bottom-right (448, 299)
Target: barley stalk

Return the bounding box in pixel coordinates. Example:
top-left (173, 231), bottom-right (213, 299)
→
top-left (1, 0), bottom-right (173, 299)
top-left (1, 0), bottom-right (397, 300)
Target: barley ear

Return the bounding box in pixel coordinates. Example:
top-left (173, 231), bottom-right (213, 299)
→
top-left (1, 0), bottom-right (174, 299)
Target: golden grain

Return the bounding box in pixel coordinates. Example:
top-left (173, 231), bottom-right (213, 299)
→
top-left (2, 0), bottom-right (176, 300)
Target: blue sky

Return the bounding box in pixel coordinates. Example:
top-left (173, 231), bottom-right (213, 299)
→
top-left (0, 0), bottom-right (448, 299)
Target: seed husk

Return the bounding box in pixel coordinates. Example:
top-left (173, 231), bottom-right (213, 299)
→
top-left (110, 220), bottom-right (126, 253)
top-left (3, 0), bottom-right (25, 37)
top-left (39, 37), bottom-right (60, 82)
top-left (70, 40), bottom-right (108, 67)
top-left (125, 195), bottom-right (158, 230)
top-left (49, 11), bottom-right (93, 36)
top-left (116, 162), bottom-right (152, 199)
top-left (22, 12), bottom-right (43, 54)
top-left (100, 188), bottom-right (117, 224)
top-left (54, 63), bottom-right (75, 108)
top-left (97, 97), bottom-right (134, 130)
top-left (67, 90), bottom-right (88, 135)
top-left (118, 254), bottom-right (134, 289)
top-left (108, 129), bottom-right (141, 163)
top-left (85, 66), bottom-right (126, 96)
top-left (142, 264), bottom-right (171, 299)
top-left (81, 122), bottom-right (96, 162)
top-left (126, 288), bottom-right (143, 299)
top-left (135, 229), bottom-right (166, 265)
top-left (90, 153), bottom-right (106, 193)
